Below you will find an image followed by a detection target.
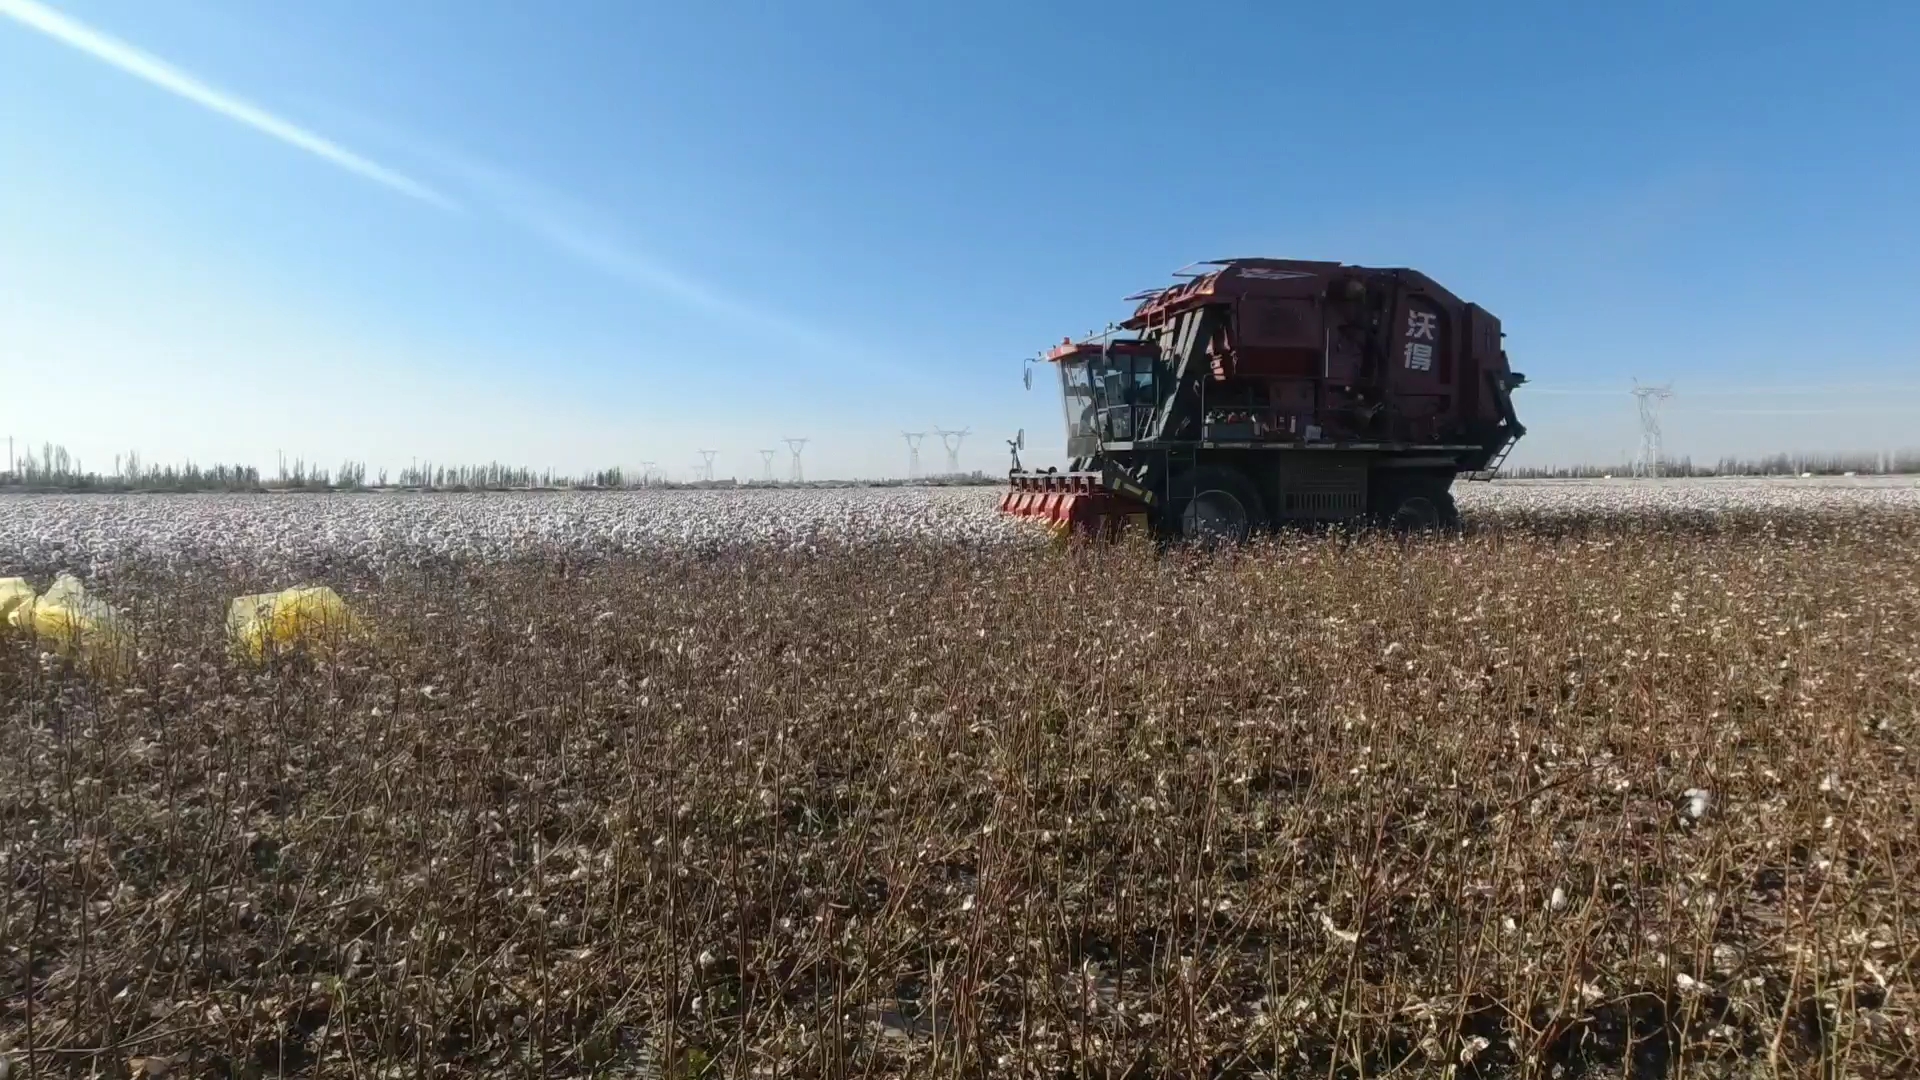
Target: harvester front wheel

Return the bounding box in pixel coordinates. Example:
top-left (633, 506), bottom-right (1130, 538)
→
top-left (1172, 466), bottom-right (1264, 545)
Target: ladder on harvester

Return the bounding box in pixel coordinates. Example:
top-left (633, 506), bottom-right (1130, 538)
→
top-left (1468, 371), bottom-right (1529, 481)
top-left (1467, 432), bottom-right (1518, 481)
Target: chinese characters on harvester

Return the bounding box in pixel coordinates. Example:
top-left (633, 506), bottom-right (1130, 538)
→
top-left (1404, 309), bottom-right (1437, 372)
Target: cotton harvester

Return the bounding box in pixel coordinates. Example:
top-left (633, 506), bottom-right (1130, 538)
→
top-left (1000, 258), bottom-right (1526, 540)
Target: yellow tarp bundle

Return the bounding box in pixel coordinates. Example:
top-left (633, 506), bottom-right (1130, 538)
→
top-left (227, 586), bottom-right (362, 661)
top-left (6, 573), bottom-right (133, 672)
top-left (0, 578), bottom-right (33, 624)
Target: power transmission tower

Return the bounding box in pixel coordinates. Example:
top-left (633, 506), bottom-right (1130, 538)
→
top-left (698, 449), bottom-right (718, 483)
top-left (902, 432), bottom-right (926, 480)
top-left (759, 449), bottom-right (777, 483)
top-left (1631, 382), bottom-right (1673, 478)
top-left (783, 437), bottom-right (809, 483)
top-left (934, 427), bottom-right (970, 475)
top-left (638, 461), bottom-right (656, 486)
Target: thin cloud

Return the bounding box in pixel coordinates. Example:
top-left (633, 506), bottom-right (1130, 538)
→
top-left (1526, 383), bottom-right (1920, 397)
top-left (1677, 384), bottom-right (1920, 396)
top-left (515, 211), bottom-right (849, 356)
top-left (0, 0), bottom-right (456, 209)
top-left (420, 148), bottom-right (856, 357)
top-left (276, 105), bottom-right (862, 359)
top-left (8, 1), bottom-right (865, 362)
top-left (1697, 407), bottom-right (1920, 417)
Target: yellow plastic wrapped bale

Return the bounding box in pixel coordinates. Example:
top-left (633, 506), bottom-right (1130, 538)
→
top-left (8, 573), bottom-right (133, 671)
top-left (0, 577), bottom-right (33, 624)
top-left (227, 586), bottom-right (362, 661)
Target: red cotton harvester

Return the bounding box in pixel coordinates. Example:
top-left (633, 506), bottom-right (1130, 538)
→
top-left (1001, 258), bottom-right (1526, 541)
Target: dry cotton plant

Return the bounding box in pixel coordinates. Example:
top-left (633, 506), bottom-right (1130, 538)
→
top-left (1, 510), bottom-right (1916, 1078)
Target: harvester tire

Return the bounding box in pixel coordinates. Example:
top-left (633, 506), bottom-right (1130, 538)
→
top-left (1172, 465), bottom-right (1264, 545)
top-left (1375, 475), bottom-right (1460, 533)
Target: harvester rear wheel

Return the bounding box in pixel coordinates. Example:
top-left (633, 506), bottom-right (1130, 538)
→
top-left (1374, 474), bottom-right (1460, 532)
top-left (1172, 465), bottom-right (1264, 545)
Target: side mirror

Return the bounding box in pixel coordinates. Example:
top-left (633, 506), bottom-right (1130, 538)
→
top-left (1022, 357), bottom-right (1037, 390)
top-left (1015, 429), bottom-right (1025, 451)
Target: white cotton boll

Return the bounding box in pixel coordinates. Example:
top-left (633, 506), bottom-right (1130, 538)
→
top-left (1319, 912), bottom-right (1359, 944)
top-left (1682, 788), bottom-right (1712, 820)
top-left (1712, 944), bottom-right (1744, 974)
top-left (1549, 886), bottom-right (1567, 911)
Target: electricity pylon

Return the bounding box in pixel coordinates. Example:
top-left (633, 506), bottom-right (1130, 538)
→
top-left (1631, 382), bottom-right (1673, 478)
top-left (783, 437), bottom-right (809, 483)
top-left (934, 427), bottom-right (970, 475)
top-left (903, 432), bottom-right (926, 480)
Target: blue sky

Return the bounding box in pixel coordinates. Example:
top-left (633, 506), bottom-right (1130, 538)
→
top-left (3, 0), bottom-right (1917, 479)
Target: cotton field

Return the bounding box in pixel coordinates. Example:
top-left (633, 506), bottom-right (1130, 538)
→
top-left (0, 486), bottom-right (1031, 568)
top-left (1, 476), bottom-right (1915, 570)
top-left (3, 481), bottom-right (1917, 1077)
top-left (1455, 474), bottom-right (1920, 516)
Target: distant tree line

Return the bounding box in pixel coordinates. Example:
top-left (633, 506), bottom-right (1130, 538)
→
top-left (1, 444), bottom-right (647, 493)
top-left (22, 439), bottom-right (1907, 492)
top-left (3, 443), bottom-right (264, 492)
top-left (391, 462), bottom-right (631, 490)
top-left (1, 445), bottom-right (1013, 492)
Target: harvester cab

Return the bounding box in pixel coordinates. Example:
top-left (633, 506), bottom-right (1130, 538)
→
top-left (1000, 258), bottom-right (1526, 540)
top-left (1053, 337), bottom-right (1162, 457)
